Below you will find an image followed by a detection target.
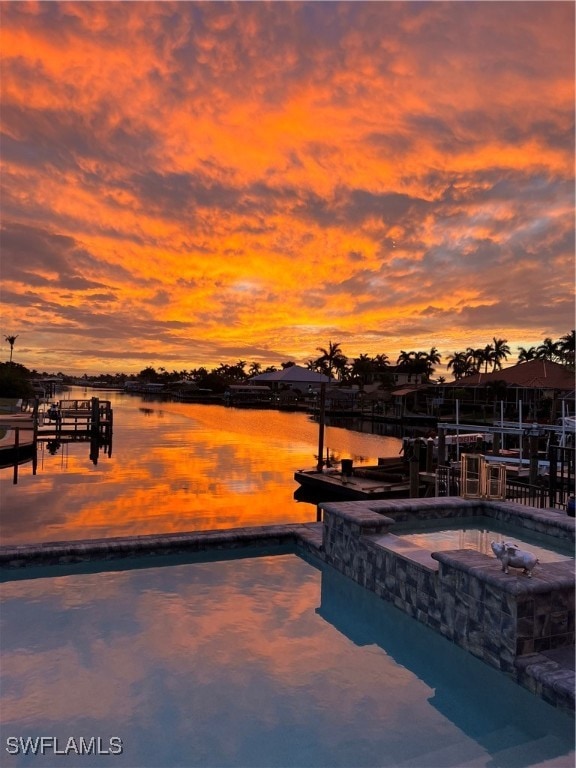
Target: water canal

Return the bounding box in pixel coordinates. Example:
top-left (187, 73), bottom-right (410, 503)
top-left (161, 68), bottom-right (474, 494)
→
top-left (2, 392), bottom-right (574, 768)
top-left (0, 387), bottom-right (402, 547)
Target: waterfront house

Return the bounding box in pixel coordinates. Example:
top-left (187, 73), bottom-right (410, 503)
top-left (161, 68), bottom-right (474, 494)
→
top-left (248, 365), bottom-right (330, 394)
top-left (440, 359), bottom-right (575, 423)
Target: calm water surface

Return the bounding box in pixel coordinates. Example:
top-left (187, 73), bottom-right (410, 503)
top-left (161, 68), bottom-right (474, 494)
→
top-left (0, 388), bottom-right (402, 546)
top-left (1, 553), bottom-right (573, 768)
top-left (393, 519), bottom-right (574, 562)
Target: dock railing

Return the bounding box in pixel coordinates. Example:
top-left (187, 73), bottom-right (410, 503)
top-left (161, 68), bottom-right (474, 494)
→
top-left (435, 449), bottom-right (574, 511)
top-left (504, 479), bottom-right (549, 509)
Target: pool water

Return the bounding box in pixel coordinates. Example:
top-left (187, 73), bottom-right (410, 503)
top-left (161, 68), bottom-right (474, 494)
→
top-left (393, 516), bottom-right (574, 563)
top-left (1, 553), bottom-right (573, 768)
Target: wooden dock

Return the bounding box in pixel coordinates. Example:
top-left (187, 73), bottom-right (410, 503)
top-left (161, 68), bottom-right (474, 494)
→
top-left (38, 398), bottom-right (113, 438)
top-left (0, 397), bottom-right (113, 482)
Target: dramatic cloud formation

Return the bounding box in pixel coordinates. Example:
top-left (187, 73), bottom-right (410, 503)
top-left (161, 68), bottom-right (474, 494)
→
top-left (1, 1), bottom-right (574, 374)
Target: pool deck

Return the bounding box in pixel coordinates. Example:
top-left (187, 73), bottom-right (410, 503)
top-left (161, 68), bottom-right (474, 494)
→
top-left (0, 503), bottom-right (573, 714)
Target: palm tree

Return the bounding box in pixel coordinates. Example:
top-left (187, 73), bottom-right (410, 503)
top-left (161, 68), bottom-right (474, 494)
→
top-left (463, 348), bottom-right (477, 373)
top-left (536, 337), bottom-right (560, 361)
top-left (447, 351), bottom-right (469, 380)
top-left (480, 344), bottom-right (495, 373)
top-left (4, 334), bottom-right (18, 364)
top-left (558, 330), bottom-right (575, 366)
top-left (411, 351), bottom-right (429, 375)
top-left (248, 362), bottom-right (262, 377)
top-left (492, 337), bottom-right (511, 371)
top-left (373, 353), bottom-right (389, 371)
top-left (425, 347), bottom-right (441, 377)
top-left (350, 354), bottom-right (374, 387)
top-left (333, 355), bottom-right (349, 382)
top-left (396, 350), bottom-right (414, 367)
top-left (307, 357), bottom-right (330, 376)
top-left (517, 346), bottom-right (537, 363)
top-left (316, 341), bottom-right (346, 380)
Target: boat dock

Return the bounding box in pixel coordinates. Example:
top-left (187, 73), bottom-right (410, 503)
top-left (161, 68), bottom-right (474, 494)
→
top-left (294, 468), bottom-right (416, 501)
top-left (38, 398), bottom-right (113, 438)
top-left (0, 398), bottom-right (113, 482)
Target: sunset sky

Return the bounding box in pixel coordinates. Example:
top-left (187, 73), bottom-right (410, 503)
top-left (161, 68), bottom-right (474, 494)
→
top-left (1, 1), bottom-right (574, 376)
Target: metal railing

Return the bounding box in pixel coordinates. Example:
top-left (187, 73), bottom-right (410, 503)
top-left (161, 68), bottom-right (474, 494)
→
top-left (435, 449), bottom-right (574, 510)
top-left (547, 445), bottom-right (575, 509)
top-left (505, 479), bottom-right (549, 509)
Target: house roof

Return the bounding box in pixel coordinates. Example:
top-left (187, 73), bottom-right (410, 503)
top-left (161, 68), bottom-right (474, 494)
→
top-left (248, 365), bottom-right (330, 384)
top-left (392, 386), bottom-right (423, 397)
top-left (444, 359), bottom-right (575, 390)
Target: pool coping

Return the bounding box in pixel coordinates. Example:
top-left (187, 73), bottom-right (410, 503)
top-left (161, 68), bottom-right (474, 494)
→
top-left (0, 523), bottom-right (324, 569)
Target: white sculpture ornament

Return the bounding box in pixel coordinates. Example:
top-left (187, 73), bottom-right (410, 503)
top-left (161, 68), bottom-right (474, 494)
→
top-left (490, 541), bottom-right (539, 578)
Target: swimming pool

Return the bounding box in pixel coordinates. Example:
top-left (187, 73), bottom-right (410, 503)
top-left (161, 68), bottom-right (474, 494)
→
top-left (1, 552), bottom-right (574, 767)
top-left (391, 516), bottom-right (574, 563)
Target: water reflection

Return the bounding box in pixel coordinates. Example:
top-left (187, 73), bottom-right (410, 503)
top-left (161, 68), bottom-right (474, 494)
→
top-left (317, 561), bottom-right (574, 766)
top-left (45, 440), bottom-right (61, 456)
top-left (0, 388), bottom-right (402, 546)
top-left (1, 554), bottom-right (572, 768)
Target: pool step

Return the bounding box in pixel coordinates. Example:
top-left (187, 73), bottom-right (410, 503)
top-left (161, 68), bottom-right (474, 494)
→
top-left (477, 732), bottom-right (573, 768)
top-left (393, 737), bottom-right (487, 767)
top-left (394, 727), bottom-right (571, 767)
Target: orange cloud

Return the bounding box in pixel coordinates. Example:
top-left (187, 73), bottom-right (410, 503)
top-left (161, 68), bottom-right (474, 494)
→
top-left (1, 1), bottom-right (574, 374)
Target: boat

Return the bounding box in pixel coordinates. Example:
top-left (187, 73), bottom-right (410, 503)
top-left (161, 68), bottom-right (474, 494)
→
top-left (0, 413), bottom-right (36, 472)
top-left (295, 382), bottom-right (423, 500)
top-left (293, 468), bottom-right (416, 501)
top-left (223, 384), bottom-right (277, 408)
top-left (294, 456), bottom-right (421, 501)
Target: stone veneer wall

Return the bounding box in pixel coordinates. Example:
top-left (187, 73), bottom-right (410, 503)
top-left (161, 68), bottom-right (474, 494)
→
top-left (318, 498), bottom-right (575, 711)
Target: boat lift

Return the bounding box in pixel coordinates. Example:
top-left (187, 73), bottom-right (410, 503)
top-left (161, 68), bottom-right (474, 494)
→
top-left (437, 399), bottom-right (574, 465)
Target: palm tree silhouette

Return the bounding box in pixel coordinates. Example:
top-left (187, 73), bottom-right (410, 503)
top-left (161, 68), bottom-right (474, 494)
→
top-left (350, 354), bottom-right (374, 387)
top-left (426, 347), bottom-right (442, 376)
top-left (517, 346), bottom-right (537, 363)
top-left (316, 341), bottom-right (345, 380)
top-left (248, 362), bottom-right (262, 377)
top-left (492, 337), bottom-right (511, 371)
top-left (4, 335), bottom-right (18, 364)
top-left (537, 338), bottom-right (560, 361)
top-left (447, 351), bottom-right (469, 380)
top-left (396, 350), bottom-right (414, 367)
top-left (558, 330), bottom-right (575, 365)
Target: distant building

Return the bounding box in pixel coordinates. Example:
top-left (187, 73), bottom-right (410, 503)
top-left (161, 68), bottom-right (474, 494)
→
top-left (248, 365), bottom-right (330, 392)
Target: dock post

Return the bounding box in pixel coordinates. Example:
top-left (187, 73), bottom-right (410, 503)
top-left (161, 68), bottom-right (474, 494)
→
top-left (529, 433), bottom-right (539, 486)
top-left (548, 441), bottom-right (557, 508)
top-left (32, 397), bottom-right (39, 475)
top-left (90, 433), bottom-right (99, 465)
top-left (426, 438), bottom-right (434, 473)
top-left (437, 428), bottom-right (446, 466)
top-left (106, 405), bottom-right (114, 457)
top-left (493, 432), bottom-right (501, 456)
top-left (316, 384), bottom-right (326, 472)
top-left (90, 397), bottom-right (100, 437)
top-left (13, 428), bottom-right (20, 484)
top-left (410, 440), bottom-right (420, 497)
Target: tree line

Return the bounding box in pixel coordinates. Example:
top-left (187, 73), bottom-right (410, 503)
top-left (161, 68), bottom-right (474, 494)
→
top-left (446, 332), bottom-right (574, 380)
top-left (131, 330), bottom-right (574, 390)
top-left (1, 329), bottom-right (574, 397)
